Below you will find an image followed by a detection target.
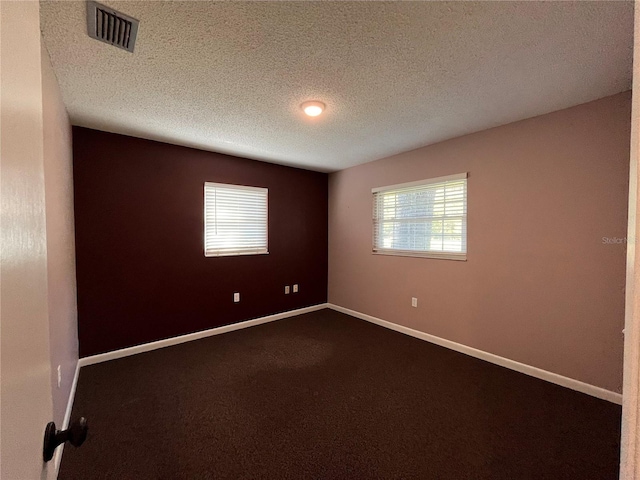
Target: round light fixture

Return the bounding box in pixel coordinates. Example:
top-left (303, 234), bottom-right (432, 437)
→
top-left (301, 101), bottom-right (325, 117)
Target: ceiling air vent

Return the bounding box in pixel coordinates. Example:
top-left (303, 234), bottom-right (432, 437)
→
top-left (87, 1), bottom-right (139, 53)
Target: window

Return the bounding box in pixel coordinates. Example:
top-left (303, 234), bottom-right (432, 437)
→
top-left (204, 182), bottom-right (268, 257)
top-left (372, 173), bottom-right (467, 260)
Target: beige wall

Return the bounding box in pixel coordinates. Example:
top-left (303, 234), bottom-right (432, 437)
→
top-left (329, 92), bottom-right (631, 393)
top-left (41, 42), bottom-right (78, 427)
top-left (1, 1), bottom-right (56, 478)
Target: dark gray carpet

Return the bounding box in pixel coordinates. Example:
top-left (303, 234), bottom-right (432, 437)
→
top-left (60, 309), bottom-right (621, 479)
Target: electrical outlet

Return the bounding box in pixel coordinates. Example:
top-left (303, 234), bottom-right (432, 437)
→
top-left (411, 297), bottom-right (418, 308)
top-left (293, 284), bottom-right (299, 293)
top-left (57, 365), bottom-right (62, 388)
top-left (285, 285), bottom-right (290, 294)
top-left (233, 292), bottom-right (240, 303)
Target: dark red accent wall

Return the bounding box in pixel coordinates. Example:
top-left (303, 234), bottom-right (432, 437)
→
top-left (73, 127), bottom-right (328, 357)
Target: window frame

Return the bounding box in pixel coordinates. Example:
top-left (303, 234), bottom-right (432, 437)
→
top-left (203, 182), bottom-right (269, 258)
top-left (371, 172), bottom-right (468, 261)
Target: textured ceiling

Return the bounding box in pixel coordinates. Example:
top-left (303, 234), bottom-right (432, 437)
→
top-left (40, 1), bottom-right (633, 172)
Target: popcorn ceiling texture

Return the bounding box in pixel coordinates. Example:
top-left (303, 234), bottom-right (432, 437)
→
top-left (40, 1), bottom-right (633, 172)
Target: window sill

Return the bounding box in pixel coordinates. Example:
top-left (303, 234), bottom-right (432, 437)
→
top-left (372, 250), bottom-right (466, 261)
top-left (205, 251), bottom-right (269, 258)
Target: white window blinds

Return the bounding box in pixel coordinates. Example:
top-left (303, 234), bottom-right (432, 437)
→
top-left (372, 173), bottom-right (467, 260)
top-left (204, 182), bottom-right (268, 257)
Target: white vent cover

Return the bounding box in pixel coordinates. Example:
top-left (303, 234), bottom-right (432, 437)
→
top-left (87, 1), bottom-right (139, 53)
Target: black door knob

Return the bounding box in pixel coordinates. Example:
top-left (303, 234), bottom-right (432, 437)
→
top-left (43, 417), bottom-right (88, 462)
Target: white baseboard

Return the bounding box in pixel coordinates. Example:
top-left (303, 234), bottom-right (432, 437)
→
top-left (327, 303), bottom-right (623, 405)
top-left (54, 359), bottom-right (80, 477)
top-left (78, 303), bottom-right (329, 367)
top-left (73, 301), bottom-right (621, 409)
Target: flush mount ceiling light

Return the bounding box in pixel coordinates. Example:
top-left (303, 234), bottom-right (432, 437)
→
top-left (301, 101), bottom-right (325, 117)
